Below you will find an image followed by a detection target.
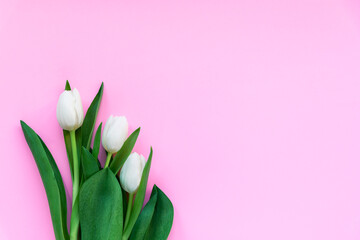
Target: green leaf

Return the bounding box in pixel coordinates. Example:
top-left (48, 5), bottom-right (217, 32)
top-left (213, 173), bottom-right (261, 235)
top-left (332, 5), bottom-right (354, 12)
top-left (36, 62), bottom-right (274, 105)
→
top-left (82, 82), bottom-right (104, 150)
top-left (129, 185), bottom-right (174, 240)
top-left (144, 186), bottom-right (173, 240)
top-left (39, 138), bottom-right (69, 240)
top-left (21, 121), bottom-right (69, 240)
top-left (79, 168), bottom-right (123, 240)
top-left (92, 123), bottom-right (102, 160)
top-left (81, 147), bottom-right (100, 181)
top-left (129, 186), bottom-right (157, 240)
top-left (109, 128), bottom-right (140, 174)
top-left (123, 147), bottom-right (153, 239)
top-left (65, 80), bottom-right (71, 90)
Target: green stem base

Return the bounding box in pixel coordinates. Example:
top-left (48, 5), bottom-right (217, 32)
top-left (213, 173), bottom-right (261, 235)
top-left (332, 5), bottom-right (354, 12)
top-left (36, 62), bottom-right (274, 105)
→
top-left (70, 130), bottom-right (80, 240)
top-left (104, 152), bottom-right (112, 168)
top-left (124, 193), bottom-right (134, 232)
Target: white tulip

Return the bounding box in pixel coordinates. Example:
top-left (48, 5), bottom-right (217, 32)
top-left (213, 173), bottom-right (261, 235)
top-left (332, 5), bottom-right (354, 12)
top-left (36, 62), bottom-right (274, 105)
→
top-left (56, 88), bottom-right (84, 131)
top-left (120, 152), bottom-right (146, 194)
top-left (102, 115), bottom-right (128, 154)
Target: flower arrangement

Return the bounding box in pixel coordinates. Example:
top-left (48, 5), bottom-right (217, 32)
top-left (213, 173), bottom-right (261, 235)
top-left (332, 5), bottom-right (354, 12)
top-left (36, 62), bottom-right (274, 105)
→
top-left (20, 81), bottom-right (174, 240)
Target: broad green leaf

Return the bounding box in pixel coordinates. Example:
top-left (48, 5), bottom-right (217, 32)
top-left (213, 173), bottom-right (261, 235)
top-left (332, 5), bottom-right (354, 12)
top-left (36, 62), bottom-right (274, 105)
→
top-left (21, 121), bottom-right (69, 240)
top-left (39, 138), bottom-right (69, 240)
top-left (129, 185), bottom-right (158, 240)
top-left (130, 185), bottom-right (174, 240)
top-left (82, 82), bottom-right (104, 150)
top-left (79, 168), bottom-right (123, 240)
top-left (92, 123), bottom-right (102, 160)
top-left (144, 187), bottom-right (173, 240)
top-left (109, 128), bottom-right (140, 174)
top-left (81, 147), bottom-right (100, 181)
top-left (123, 147), bottom-right (153, 239)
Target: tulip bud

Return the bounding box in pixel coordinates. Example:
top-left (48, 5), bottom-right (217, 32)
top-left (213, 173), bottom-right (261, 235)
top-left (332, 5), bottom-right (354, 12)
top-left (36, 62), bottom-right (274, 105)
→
top-left (120, 152), bottom-right (146, 194)
top-left (102, 115), bottom-right (128, 154)
top-left (56, 88), bottom-right (84, 131)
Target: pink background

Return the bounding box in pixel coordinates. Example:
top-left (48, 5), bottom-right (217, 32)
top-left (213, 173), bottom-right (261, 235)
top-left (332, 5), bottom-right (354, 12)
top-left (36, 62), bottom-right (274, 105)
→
top-left (1, 1), bottom-right (360, 239)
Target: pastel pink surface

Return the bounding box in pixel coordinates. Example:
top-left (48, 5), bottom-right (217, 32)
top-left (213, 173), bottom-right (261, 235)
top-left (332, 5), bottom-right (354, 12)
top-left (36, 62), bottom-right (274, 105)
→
top-left (1, 1), bottom-right (360, 239)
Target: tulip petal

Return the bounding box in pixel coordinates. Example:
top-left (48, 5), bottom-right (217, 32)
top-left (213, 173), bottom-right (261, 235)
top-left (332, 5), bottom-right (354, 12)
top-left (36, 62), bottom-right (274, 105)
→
top-left (72, 88), bottom-right (84, 127)
top-left (122, 147), bottom-right (153, 240)
top-left (102, 115), bottom-right (128, 153)
top-left (62, 82), bottom-right (82, 181)
top-left (120, 152), bottom-right (144, 193)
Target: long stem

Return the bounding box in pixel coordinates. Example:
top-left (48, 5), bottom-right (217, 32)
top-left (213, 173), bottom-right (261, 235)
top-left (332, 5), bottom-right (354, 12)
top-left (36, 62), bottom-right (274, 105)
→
top-left (70, 130), bottom-right (79, 240)
top-left (104, 152), bottom-right (112, 168)
top-left (124, 193), bottom-right (134, 230)
top-left (70, 130), bottom-right (79, 206)
top-left (70, 205), bottom-right (79, 240)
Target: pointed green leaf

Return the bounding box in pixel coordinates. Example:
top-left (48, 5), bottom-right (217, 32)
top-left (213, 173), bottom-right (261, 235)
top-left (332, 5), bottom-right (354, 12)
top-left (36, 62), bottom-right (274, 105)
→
top-left (143, 186), bottom-right (174, 239)
top-left (81, 147), bottom-right (100, 181)
top-left (109, 128), bottom-right (140, 174)
top-left (65, 80), bottom-right (71, 90)
top-left (82, 82), bottom-right (104, 150)
top-left (39, 138), bottom-right (69, 240)
top-left (92, 123), bottom-right (102, 160)
top-left (79, 169), bottom-right (123, 240)
top-left (123, 147), bottom-right (153, 239)
top-left (21, 121), bottom-right (69, 240)
top-left (129, 186), bottom-right (158, 240)
top-left (130, 185), bottom-right (174, 240)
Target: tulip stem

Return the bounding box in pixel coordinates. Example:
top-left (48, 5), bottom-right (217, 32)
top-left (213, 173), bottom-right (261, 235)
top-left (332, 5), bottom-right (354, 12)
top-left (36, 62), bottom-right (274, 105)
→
top-left (70, 130), bottom-right (80, 240)
top-left (124, 193), bottom-right (134, 230)
top-left (104, 152), bottom-right (112, 168)
top-left (70, 130), bottom-right (79, 206)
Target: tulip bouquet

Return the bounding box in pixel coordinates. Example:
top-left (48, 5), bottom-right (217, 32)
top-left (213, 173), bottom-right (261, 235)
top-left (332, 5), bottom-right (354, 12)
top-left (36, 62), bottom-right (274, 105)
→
top-left (20, 81), bottom-right (174, 240)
